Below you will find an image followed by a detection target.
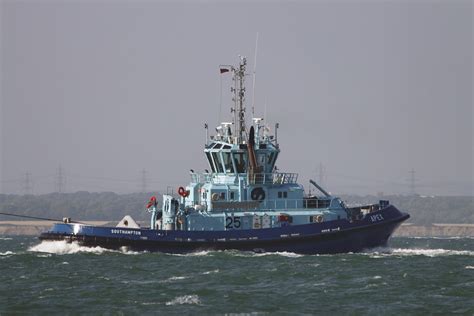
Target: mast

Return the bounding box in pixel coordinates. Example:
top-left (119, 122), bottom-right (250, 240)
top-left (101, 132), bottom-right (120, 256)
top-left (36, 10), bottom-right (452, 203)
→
top-left (231, 56), bottom-right (248, 144)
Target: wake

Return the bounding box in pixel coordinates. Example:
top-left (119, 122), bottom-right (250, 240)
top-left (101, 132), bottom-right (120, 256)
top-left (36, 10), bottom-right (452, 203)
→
top-left (364, 247), bottom-right (474, 257)
top-left (28, 240), bottom-right (141, 255)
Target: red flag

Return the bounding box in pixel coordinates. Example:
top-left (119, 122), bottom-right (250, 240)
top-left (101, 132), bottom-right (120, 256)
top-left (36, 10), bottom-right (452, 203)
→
top-left (220, 68), bottom-right (230, 74)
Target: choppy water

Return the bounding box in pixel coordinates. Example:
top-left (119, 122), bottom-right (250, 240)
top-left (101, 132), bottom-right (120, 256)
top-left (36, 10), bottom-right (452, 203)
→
top-left (1, 236), bottom-right (473, 314)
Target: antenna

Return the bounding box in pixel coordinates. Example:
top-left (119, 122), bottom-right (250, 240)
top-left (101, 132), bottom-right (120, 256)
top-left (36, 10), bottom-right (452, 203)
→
top-left (231, 56), bottom-right (248, 144)
top-left (251, 32), bottom-right (259, 118)
top-left (264, 96), bottom-right (267, 123)
top-left (219, 71), bottom-right (223, 125)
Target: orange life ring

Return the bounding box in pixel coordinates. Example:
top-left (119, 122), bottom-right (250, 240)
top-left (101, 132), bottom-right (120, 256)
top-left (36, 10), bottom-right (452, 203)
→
top-left (178, 186), bottom-right (187, 197)
top-left (147, 196), bottom-right (157, 209)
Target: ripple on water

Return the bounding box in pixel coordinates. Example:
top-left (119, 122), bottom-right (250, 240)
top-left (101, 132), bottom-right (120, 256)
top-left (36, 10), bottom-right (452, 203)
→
top-left (165, 295), bottom-right (201, 306)
top-left (160, 276), bottom-right (190, 283)
top-left (364, 247), bottom-right (474, 258)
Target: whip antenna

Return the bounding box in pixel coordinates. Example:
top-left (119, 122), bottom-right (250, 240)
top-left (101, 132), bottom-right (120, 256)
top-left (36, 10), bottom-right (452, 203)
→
top-left (251, 32), bottom-right (259, 118)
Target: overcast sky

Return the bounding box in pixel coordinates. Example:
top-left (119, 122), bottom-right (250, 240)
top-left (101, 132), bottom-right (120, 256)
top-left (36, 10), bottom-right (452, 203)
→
top-left (1, 0), bottom-right (472, 196)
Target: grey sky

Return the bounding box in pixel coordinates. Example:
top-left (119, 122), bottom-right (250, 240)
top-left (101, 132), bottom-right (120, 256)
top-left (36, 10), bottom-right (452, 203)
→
top-left (1, 0), bottom-right (472, 196)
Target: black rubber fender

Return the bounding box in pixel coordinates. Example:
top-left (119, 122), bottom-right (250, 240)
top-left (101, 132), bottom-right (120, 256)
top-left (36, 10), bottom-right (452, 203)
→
top-left (251, 187), bottom-right (265, 201)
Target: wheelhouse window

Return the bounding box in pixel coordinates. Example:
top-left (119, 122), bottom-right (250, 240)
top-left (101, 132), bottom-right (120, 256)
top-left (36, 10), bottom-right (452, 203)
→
top-left (268, 152), bottom-right (275, 165)
top-left (206, 152), bottom-right (216, 173)
top-left (269, 152), bottom-right (278, 171)
top-left (233, 152), bottom-right (247, 173)
top-left (257, 153), bottom-right (266, 168)
top-left (222, 152), bottom-right (234, 173)
top-left (212, 152), bottom-right (224, 173)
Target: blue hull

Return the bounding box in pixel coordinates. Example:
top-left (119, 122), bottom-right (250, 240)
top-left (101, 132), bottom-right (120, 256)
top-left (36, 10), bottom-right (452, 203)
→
top-left (39, 206), bottom-right (409, 254)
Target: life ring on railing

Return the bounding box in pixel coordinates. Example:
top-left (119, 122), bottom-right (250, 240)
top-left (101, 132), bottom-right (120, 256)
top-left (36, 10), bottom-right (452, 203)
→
top-left (146, 196), bottom-right (157, 209)
top-left (315, 215), bottom-right (324, 223)
top-left (178, 187), bottom-right (189, 197)
top-left (211, 193), bottom-right (220, 201)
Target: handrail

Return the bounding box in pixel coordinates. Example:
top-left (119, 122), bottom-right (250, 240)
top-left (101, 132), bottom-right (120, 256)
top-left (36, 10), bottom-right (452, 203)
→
top-left (190, 172), bottom-right (299, 185)
top-left (211, 197), bottom-right (331, 211)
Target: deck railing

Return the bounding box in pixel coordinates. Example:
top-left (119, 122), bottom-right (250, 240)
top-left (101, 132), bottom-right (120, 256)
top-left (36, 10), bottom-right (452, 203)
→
top-left (190, 172), bottom-right (299, 185)
top-left (211, 198), bottom-right (331, 212)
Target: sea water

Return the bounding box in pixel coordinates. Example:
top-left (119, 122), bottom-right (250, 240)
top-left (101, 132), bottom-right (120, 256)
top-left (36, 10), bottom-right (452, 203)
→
top-left (1, 236), bottom-right (473, 314)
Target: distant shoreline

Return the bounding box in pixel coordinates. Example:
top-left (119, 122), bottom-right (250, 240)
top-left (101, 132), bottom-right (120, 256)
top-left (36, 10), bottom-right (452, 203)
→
top-left (1, 221), bottom-right (473, 237)
top-left (394, 223), bottom-right (474, 237)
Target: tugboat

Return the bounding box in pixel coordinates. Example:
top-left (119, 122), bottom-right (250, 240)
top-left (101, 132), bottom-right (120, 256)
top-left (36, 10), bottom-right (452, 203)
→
top-left (39, 56), bottom-right (409, 254)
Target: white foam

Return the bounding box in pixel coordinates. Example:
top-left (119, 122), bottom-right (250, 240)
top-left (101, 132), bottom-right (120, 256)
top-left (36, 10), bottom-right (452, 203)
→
top-left (0, 237), bottom-right (13, 240)
top-left (0, 251), bottom-right (14, 256)
top-left (29, 241), bottom-right (111, 255)
top-left (36, 254), bottom-right (52, 258)
top-left (158, 275), bottom-right (191, 283)
top-left (465, 266), bottom-right (474, 270)
top-left (170, 250), bottom-right (213, 257)
top-left (28, 241), bottom-right (144, 255)
top-left (165, 295), bottom-right (200, 306)
top-left (367, 248), bottom-right (474, 257)
top-left (235, 251), bottom-right (304, 258)
top-left (391, 248), bottom-right (474, 257)
top-left (167, 276), bottom-right (188, 281)
top-left (201, 269), bottom-right (219, 275)
top-left (254, 251), bottom-right (304, 258)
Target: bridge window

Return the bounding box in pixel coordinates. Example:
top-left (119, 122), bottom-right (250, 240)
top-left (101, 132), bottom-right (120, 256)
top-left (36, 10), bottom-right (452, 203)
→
top-left (212, 152), bottom-right (224, 173)
top-left (206, 152), bottom-right (216, 173)
top-left (233, 152), bottom-right (247, 173)
top-left (222, 152), bottom-right (234, 173)
top-left (269, 152), bottom-right (278, 171)
top-left (268, 152), bottom-right (274, 164)
top-left (257, 154), bottom-right (266, 167)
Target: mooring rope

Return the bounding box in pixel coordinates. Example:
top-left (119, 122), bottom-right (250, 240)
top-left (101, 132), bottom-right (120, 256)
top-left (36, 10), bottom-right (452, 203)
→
top-left (0, 212), bottom-right (83, 224)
